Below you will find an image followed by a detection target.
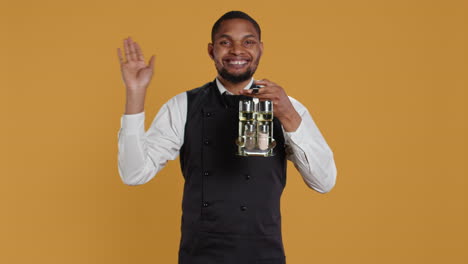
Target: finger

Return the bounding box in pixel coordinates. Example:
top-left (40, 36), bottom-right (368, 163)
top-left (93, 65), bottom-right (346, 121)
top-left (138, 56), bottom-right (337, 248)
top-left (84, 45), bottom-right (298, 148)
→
top-left (253, 87), bottom-right (277, 96)
top-left (134, 42), bottom-right (145, 61)
top-left (255, 79), bottom-right (277, 87)
top-left (254, 79), bottom-right (271, 85)
top-left (241, 91), bottom-right (275, 100)
top-left (256, 87), bottom-right (271, 94)
top-left (124, 38), bottom-right (131, 61)
top-left (128, 37), bottom-right (137, 61)
top-left (117, 48), bottom-right (124, 65)
top-left (240, 87), bottom-right (272, 96)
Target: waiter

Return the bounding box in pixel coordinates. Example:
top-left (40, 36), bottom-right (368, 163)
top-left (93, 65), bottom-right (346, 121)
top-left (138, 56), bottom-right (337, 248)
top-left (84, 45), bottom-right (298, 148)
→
top-left (117, 10), bottom-right (337, 264)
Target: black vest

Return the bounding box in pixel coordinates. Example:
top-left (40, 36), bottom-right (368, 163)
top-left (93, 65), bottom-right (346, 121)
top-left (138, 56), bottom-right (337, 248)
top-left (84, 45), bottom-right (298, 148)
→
top-left (178, 80), bottom-right (288, 264)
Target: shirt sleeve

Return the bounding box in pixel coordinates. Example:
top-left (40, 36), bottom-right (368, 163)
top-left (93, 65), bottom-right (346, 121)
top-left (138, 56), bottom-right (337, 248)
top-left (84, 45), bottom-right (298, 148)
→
top-left (283, 96), bottom-right (337, 193)
top-left (117, 92), bottom-right (187, 185)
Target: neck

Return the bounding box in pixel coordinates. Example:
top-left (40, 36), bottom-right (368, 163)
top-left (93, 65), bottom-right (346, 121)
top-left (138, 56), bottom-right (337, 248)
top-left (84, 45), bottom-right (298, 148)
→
top-left (217, 75), bottom-right (252, 95)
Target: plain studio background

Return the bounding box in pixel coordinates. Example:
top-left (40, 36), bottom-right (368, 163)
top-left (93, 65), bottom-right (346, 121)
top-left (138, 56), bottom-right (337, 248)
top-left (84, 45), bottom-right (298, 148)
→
top-left (1, 0), bottom-right (467, 263)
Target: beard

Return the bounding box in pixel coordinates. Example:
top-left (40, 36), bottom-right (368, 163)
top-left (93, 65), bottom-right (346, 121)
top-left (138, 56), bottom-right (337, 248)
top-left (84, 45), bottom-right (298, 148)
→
top-left (218, 67), bottom-right (255, 84)
top-left (216, 57), bottom-right (260, 84)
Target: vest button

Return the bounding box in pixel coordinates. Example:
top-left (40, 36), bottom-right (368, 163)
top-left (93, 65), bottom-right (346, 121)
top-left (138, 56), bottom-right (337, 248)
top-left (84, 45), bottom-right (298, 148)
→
top-left (204, 171), bottom-right (210, 176)
top-left (205, 112), bottom-right (212, 117)
top-left (203, 202), bottom-right (209, 207)
top-left (240, 205), bottom-right (247, 211)
top-left (245, 174), bottom-right (251, 180)
top-left (204, 138), bottom-right (210, 145)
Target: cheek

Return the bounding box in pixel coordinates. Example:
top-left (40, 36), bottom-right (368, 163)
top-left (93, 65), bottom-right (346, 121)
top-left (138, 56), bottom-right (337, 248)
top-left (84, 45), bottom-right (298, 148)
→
top-left (251, 50), bottom-right (262, 61)
top-left (212, 52), bottom-right (225, 63)
top-left (252, 55), bottom-right (261, 65)
top-left (214, 59), bottom-right (224, 68)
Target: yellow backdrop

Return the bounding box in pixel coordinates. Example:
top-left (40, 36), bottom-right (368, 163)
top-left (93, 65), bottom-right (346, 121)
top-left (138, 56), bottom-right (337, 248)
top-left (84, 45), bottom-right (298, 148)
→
top-left (2, 0), bottom-right (467, 263)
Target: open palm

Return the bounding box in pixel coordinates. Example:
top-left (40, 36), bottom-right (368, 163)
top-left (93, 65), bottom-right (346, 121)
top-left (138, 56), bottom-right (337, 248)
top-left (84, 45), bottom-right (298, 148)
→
top-left (117, 37), bottom-right (155, 92)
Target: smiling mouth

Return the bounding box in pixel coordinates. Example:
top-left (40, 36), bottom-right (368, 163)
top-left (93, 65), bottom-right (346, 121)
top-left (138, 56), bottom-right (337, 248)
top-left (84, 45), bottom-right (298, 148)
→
top-left (224, 59), bottom-right (250, 69)
top-left (228, 60), bottom-right (248, 65)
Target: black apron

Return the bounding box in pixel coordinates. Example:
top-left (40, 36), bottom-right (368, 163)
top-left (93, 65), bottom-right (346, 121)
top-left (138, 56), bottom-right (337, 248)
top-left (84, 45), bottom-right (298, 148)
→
top-left (178, 81), bottom-right (287, 264)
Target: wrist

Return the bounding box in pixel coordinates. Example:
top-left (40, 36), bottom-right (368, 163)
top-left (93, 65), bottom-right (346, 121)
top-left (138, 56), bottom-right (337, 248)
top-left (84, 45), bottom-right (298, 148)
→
top-left (125, 94), bottom-right (145, 115)
top-left (278, 111), bottom-right (301, 132)
top-left (125, 103), bottom-right (144, 115)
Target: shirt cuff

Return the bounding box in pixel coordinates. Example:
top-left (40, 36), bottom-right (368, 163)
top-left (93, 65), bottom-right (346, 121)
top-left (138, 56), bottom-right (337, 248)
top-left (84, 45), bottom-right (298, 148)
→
top-left (283, 118), bottom-right (306, 147)
top-left (120, 111), bottom-right (145, 134)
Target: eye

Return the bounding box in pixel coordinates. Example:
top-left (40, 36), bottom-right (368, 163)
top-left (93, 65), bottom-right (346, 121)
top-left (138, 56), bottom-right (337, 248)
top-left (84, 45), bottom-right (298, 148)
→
top-left (244, 40), bottom-right (257, 46)
top-left (219, 40), bottom-right (230, 46)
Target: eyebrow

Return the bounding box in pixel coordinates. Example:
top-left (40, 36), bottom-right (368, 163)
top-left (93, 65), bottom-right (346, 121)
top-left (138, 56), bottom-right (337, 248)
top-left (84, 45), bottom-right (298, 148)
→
top-left (217, 34), bottom-right (258, 40)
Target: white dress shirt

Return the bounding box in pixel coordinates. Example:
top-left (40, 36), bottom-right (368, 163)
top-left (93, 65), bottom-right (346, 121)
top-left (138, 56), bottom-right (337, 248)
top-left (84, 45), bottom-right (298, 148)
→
top-left (117, 78), bottom-right (337, 193)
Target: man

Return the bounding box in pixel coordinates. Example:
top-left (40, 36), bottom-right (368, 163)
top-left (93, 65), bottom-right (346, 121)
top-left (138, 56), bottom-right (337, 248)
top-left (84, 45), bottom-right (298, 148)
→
top-left (117, 11), bottom-right (336, 264)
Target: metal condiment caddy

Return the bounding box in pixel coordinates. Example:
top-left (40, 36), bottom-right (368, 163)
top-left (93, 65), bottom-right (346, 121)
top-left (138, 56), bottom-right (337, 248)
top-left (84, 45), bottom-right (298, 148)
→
top-left (236, 97), bottom-right (276, 157)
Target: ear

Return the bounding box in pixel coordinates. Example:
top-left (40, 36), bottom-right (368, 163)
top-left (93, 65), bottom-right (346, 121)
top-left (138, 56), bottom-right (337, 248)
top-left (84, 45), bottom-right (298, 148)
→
top-left (259, 41), bottom-right (264, 57)
top-left (207, 43), bottom-right (214, 60)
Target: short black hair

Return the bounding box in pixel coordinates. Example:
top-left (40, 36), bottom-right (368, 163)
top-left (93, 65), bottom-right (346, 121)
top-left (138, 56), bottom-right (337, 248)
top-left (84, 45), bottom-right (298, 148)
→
top-left (211, 11), bottom-right (261, 42)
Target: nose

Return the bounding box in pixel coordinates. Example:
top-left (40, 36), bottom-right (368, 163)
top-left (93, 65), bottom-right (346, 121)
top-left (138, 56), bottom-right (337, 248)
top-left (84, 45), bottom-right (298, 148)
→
top-left (230, 42), bottom-right (245, 55)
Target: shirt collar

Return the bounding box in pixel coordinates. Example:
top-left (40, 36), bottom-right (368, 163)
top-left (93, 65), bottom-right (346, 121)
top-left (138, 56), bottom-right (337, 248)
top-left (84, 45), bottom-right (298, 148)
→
top-left (216, 77), bottom-right (254, 95)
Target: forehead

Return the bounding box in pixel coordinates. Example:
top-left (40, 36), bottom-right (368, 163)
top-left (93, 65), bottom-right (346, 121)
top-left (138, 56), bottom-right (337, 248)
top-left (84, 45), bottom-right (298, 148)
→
top-left (214, 18), bottom-right (259, 40)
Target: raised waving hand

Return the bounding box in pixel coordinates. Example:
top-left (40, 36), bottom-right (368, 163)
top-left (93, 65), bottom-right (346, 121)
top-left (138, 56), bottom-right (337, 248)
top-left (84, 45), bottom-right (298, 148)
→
top-left (117, 37), bottom-right (155, 114)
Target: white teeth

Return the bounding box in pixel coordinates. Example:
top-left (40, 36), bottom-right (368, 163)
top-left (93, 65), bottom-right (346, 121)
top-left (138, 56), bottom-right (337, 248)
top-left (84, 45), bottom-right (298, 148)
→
top-left (228, 60), bottom-right (247, 65)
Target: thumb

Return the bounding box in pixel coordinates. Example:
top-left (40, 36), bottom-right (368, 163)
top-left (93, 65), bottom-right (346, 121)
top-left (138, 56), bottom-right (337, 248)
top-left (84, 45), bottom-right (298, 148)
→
top-left (148, 55), bottom-right (155, 70)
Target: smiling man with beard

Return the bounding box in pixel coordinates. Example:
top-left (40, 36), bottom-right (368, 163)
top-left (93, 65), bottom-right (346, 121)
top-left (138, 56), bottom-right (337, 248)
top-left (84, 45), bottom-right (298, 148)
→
top-left (117, 11), bottom-right (337, 264)
top-left (209, 15), bottom-right (262, 85)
